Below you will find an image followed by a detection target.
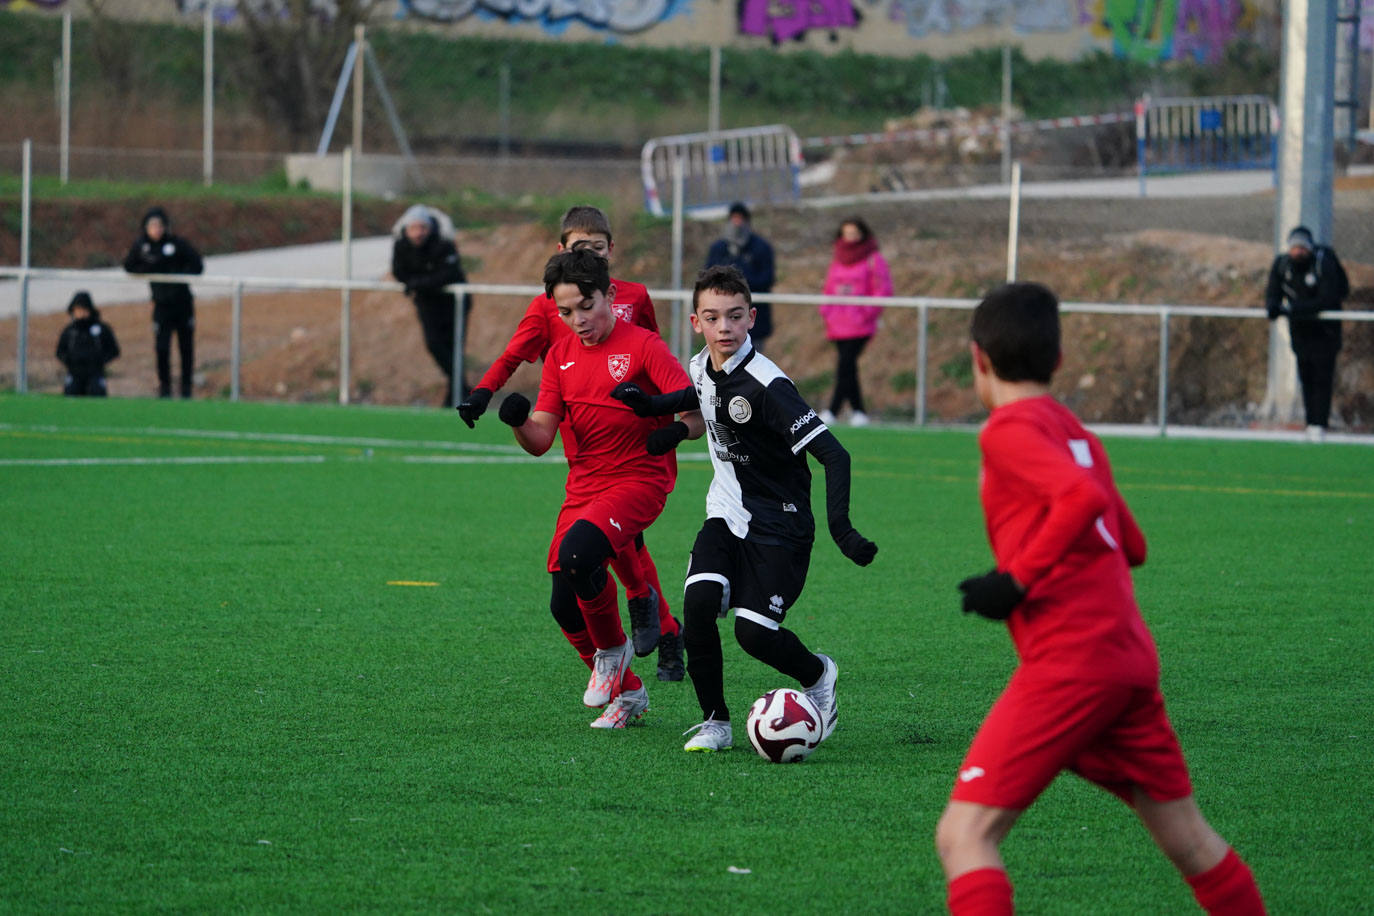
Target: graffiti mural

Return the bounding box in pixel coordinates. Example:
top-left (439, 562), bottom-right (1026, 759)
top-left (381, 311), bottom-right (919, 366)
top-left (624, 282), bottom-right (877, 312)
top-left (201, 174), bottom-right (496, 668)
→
top-left (738, 0), bottom-right (859, 43)
top-left (1082, 0), bottom-right (1254, 63)
top-left (888, 0), bottom-right (1075, 39)
top-left (399, 0), bottom-right (683, 32)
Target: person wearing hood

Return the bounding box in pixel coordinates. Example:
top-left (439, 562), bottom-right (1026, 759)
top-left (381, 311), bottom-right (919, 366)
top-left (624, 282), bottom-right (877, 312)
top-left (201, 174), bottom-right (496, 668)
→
top-left (818, 217), bottom-right (892, 427)
top-left (1264, 225), bottom-right (1348, 441)
top-left (122, 206), bottom-right (203, 398)
top-left (390, 204), bottom-right (470, 407)
top-left (704, 202), bottom-right (776, 350)
top-left (55, 291), bottom-right (121, 397)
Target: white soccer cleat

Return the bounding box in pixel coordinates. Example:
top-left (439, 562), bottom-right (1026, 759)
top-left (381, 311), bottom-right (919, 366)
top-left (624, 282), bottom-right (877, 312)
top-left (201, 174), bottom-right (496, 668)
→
top-left (583, 639), bottom-right (633, 708)
top-left (682, 718), bottom-right (733, 752)
top-left (819, 409), bottom-right (836, 426)
top-left (804, 653), bottom-right (838, 741)
top-left (590, 686), bottom-right (649, 729)
top-left (850, 411), bottom-right (870, 427)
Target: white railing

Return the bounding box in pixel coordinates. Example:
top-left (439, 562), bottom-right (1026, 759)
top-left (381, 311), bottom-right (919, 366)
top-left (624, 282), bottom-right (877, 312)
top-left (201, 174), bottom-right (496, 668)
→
top-left (6, 264), bottom-right (1369, 435)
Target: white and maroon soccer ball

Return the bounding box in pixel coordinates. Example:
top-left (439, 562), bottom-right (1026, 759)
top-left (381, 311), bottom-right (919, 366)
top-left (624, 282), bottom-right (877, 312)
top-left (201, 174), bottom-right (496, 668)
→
top-left (746, 688), bottom-right (824, 763)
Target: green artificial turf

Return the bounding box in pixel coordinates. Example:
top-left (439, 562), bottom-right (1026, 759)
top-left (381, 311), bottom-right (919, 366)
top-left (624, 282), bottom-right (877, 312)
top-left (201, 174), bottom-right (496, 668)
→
top-left (1, 394), bottom-right (1370, 913)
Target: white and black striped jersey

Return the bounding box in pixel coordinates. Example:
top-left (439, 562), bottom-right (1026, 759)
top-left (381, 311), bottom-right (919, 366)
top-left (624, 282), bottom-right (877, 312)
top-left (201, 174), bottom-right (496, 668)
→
top-left (689, 337), bottom-right (829, 548)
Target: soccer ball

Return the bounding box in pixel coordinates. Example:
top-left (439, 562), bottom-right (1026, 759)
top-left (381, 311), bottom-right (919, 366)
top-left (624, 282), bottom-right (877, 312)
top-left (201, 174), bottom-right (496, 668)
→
top-left (746, 688), bottom-right (824, 763)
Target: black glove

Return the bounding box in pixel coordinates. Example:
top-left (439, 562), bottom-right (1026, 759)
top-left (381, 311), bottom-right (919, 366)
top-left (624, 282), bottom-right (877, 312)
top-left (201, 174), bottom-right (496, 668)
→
top-left (1265, 302), bottom-right (1285, 321)
top-left (498, 393), bottom-right (531, 428)
top-left (646, 421), bottom-right (689, 456)
top-left (610, 382), bottom-right (654, 416)
top-left (958, 569), bottom-right (1025, 620)
top-left (834, 528), bottom-right (878, 567)
top-left (457, 387), bottom-right (492, 428)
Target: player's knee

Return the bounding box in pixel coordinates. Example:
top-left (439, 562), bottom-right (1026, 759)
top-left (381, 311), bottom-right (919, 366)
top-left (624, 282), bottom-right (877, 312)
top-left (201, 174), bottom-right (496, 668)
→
top-left (733, 616), bottom-right (778, 661)
top-left (548, 573), bottom-right (583, 633)
top-left (682, 581), bottom-right (724, 643)
top-left (558, 520), bottom-right (613, 599)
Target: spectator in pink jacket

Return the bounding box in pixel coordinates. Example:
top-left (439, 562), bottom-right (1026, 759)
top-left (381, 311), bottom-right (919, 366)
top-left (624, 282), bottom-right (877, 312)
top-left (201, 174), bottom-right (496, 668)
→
top-left (819, 217), bottom-right (892, 426)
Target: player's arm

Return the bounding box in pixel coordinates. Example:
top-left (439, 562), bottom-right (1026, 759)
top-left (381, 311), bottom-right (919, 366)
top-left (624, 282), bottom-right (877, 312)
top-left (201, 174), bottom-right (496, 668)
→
top-left (632, 336), bottom-right (705, 455)
top-left (610, 382), bottom-right (699, 416)
top-left (803, 429), bottom-right (878, 566)
top-left (460, 298), bottom-right (554, 427)
top-left (496, 392), bottom-right (558, 456)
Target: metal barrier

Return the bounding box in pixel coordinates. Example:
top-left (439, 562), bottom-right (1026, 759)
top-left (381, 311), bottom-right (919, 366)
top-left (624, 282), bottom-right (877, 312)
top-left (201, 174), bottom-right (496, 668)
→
top-left (1135, 94), bottom-right (1278, 191)
top-left (640, 124), bottom-right (803, 216)
top-left (7, 264), bottom-right (1370, 436)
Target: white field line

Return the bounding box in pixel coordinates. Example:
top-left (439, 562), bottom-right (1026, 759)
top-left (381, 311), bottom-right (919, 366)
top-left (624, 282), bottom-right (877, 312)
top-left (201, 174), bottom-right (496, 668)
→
top-left (0, 422), bottom-right (528, 454)
top-left (0, 455), bottom-right (329, 467)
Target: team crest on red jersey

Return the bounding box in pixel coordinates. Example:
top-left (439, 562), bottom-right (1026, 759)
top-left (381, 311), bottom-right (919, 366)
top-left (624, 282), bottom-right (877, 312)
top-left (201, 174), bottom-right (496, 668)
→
top-left (612, 302), bottom-right (634, 323)
top-left (607, 353), bottom-right (632, 382)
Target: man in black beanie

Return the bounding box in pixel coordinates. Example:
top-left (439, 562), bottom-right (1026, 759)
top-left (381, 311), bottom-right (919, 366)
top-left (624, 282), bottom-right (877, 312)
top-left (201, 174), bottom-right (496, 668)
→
top-left (1264, 225), bottom-right (1348, 441)
top-left (704, 202), bottom-right (776, 350)
top-left (123, 207), bottom-right (203, 398)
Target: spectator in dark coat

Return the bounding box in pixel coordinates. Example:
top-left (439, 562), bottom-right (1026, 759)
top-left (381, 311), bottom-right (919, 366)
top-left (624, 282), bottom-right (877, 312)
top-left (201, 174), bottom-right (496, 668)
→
top-left (122, 206), bottom-right (203, 398)
top-left (56, 291), bottom-right (120, 397)
top-left (390, 204), bottom-right (470, 407)
top-left (704, 202), bottom-right (776, 350)
top-left (1265, 225), bottom-right (1348, 440)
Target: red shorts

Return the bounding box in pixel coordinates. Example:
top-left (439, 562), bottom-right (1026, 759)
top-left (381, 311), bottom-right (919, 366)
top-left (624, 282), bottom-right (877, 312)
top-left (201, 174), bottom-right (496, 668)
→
top-left (950, 669), bottom-right (1193, 810)
top-left (545, 479), bottom-right (667, 574)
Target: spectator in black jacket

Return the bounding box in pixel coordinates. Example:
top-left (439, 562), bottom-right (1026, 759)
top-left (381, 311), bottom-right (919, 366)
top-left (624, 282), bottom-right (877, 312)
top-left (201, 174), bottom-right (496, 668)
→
top-left (704, 202), bottom-right (776, 350)
top-left (390, 204), bottom-right (470, 407)
top-left (122, 206), bottom-right (203, 398)
top-left (1265, 225), bottom-right (1348, 441)
top-left (56, 291), bottom-right (120, 397)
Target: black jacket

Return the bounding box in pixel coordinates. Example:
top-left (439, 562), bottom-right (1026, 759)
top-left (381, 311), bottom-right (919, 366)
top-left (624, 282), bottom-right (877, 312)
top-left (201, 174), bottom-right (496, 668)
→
top-left (57, 311), bottom-right (121, 375)
top-left (391, 220), bottom-right (466, 307)
top-left (1265, 246), bottom-right (1348, 351)
top-left (706, 231), bottom-right (776, 338)
top-left (123, 209), bottom-right (204, 319)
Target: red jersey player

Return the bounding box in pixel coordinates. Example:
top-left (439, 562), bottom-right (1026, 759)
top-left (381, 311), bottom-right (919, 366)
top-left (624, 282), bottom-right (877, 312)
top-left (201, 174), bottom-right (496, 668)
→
top-left (937, 283), bottom-right (1265, 915)
top-left (457, 206), bottom-right (684, 680)
top-left (498, 249), bottom-right (704, 729)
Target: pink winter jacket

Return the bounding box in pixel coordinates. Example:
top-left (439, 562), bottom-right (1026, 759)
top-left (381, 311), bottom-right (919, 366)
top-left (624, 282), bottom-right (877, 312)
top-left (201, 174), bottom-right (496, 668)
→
top-left (819, 250), bottom-right (893, 341)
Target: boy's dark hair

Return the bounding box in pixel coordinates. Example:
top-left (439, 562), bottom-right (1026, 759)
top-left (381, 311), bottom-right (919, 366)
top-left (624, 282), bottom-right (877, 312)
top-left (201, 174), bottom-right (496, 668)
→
top-left (544, 248), bottom-right (611, 299)
top-left (970, 282), bottom-right (1061, 384)
top-left (836, 217), bottom-right (874, 242)
top-left (559, 206), bottom-right (613, 245)
top-left (692, 265), bottom-right (752, 312)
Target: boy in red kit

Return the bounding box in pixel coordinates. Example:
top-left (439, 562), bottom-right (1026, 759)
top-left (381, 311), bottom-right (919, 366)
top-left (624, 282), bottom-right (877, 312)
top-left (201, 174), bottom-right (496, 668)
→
top-left (458, 206), bottom-right (685, 680)
top-left (499, 249), bottom-right (704, 729)
top-left (937, 282), bottom-right (1265, 915)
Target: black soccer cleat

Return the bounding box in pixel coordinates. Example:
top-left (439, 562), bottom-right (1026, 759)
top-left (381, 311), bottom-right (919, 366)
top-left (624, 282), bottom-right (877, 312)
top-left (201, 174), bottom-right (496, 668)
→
top-left (627, 586), bottom-right (661, 657)
top-left (657, 616), bottom-right (685, 682)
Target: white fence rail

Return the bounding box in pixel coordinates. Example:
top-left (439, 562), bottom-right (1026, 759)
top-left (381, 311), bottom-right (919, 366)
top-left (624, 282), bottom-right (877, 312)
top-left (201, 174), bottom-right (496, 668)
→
top-left (5, 265), bottom-right (1370, 435)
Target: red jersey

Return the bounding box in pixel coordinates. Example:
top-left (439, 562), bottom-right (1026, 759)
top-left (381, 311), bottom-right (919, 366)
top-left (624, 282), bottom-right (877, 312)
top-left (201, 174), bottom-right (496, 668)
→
top-left (476, 277), bottom-right (658, 393)
top-left (978, 395), bottom-right (1158, 686)
top-left (536, 319), bottom-right (689, 502)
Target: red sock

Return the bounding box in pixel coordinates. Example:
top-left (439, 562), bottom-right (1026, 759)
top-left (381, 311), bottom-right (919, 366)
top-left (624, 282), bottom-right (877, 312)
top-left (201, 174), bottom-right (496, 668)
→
top-left (610, 545), bottom-right (648, 599)
top-left (579, 574), bottom-right (625, 649)
top-left (637, 543), bottom-right (679, 634)
top-left (621, 669), bottom-right (643, 693)
top-left (947, 868), bottom-right (1012, 916)
top-left (1186, 849), bottom-right (1265, 915)
top-left (562, 628), bottom-right (595, 670)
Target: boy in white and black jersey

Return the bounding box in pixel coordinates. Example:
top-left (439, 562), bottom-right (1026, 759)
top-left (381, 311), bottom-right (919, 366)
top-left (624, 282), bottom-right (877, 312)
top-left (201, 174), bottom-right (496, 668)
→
top-left (611, 266), bottom-right (878, 753)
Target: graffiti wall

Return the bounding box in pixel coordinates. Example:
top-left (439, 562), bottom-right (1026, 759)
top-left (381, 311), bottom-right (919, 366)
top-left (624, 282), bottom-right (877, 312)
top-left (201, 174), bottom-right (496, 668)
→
top-left (9, 0), bottom-right (1374, 65)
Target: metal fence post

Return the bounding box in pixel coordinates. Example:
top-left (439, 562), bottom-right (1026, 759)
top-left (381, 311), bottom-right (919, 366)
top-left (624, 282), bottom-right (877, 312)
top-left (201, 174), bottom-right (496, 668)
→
top-left (915, 303), bottom-right (929, 426)
top-left (18, 139), bottom-right (32, 394)
top-left (60, 11), bottom-right (71, 186)
top-left (451, 288), bottom-right (466, 410)
top-left (1157, 308), bottom-right (1170, 436)
top-left (203, 5), bottom-right (214, 187)
top-left (230, 280), bottom-right (242, 401)
top-left (670, 152), bottom-right (686, 363)
top-left (340, 147), bottom-right (353, 405)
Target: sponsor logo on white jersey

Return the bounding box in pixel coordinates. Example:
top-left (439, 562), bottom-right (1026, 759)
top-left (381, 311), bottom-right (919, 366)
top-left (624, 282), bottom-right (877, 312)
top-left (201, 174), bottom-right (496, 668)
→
top-left (728, 396), bottom-right (752, 423)
top-left (958, 766), bottom-right (986, 783)
top-left (607, 353), bottom-right (631, 382)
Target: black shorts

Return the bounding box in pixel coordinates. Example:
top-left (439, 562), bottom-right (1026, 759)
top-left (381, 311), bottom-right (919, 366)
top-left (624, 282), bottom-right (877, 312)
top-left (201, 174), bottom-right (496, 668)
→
top-left (685, 518), bottom-right (811, 630)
